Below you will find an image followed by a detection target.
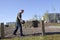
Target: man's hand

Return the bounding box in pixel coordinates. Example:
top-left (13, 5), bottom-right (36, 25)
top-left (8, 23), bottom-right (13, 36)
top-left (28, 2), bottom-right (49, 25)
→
top-left (20, 20), bottom-right (25, 24)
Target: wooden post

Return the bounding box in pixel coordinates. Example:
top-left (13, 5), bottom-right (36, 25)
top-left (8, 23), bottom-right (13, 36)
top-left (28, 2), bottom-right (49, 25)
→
top-left (41, 20), bottom-right (45, 36)
top-left (1, 23), bottom-right (5, 38)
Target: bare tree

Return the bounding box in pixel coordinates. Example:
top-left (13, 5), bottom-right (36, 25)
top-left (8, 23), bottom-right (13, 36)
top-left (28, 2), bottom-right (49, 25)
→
top-left (44, 11), bottom-right (49, 22)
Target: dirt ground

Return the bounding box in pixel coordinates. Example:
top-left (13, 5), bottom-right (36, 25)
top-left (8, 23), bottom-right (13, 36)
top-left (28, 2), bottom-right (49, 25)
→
top-left (0, 23), bottom-right (60, 38)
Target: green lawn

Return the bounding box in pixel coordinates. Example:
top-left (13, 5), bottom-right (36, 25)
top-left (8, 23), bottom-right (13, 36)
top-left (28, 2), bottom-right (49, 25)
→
top-left (2, 34), bottom-right (60, 40)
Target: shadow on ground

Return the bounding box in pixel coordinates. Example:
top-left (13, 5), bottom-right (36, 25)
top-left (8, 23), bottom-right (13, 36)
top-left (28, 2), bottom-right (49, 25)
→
top-left (46, 32), bottom-right (60, 35)
top-left (0, 32), bottom-right (60, 39)
top-left (24, 32), bottom-right (60, 36)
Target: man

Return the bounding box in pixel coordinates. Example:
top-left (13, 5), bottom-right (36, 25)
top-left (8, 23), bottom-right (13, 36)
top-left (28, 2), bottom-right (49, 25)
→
top-left (13, 9), bottom-right (24, 36)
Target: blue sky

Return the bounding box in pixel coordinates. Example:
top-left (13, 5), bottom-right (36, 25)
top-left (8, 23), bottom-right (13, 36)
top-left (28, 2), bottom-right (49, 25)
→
top-left (0, 0), bottom-right (60, 23)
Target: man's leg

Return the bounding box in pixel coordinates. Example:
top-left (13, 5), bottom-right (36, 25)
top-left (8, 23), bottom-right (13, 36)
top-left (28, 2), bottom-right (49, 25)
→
top-left (20, 24), bottom-right (23, 36)
top-left (13, 26), bottom-right (18, 35)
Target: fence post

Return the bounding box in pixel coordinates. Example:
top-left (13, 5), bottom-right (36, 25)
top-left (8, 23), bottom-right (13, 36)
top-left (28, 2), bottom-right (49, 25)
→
top-left (1, 23), bottom-right (5, 38)
top-left (41, 16), bottom-right (45, 36)
top-left (41, 20), bottom-right (45, 36)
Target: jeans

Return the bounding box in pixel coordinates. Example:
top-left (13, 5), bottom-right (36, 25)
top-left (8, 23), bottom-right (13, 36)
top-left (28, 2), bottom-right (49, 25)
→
top-left (13, 22), bottom-right (23, 36)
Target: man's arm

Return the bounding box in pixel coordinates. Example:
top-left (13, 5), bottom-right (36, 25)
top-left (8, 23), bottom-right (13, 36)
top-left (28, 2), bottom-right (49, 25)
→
top-left (17, 15), bottom-right (21, 20)
top-left (17, 13), bottom-right (22, 20)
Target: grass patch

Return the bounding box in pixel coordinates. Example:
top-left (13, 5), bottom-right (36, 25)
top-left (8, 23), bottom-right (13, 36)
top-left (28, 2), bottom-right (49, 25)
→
top-left (2, 34), bottom-right (60, 40)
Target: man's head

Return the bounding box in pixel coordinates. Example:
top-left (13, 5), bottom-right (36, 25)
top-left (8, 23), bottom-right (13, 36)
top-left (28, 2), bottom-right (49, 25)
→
top-left (19, 9), bottom-right (24, 14)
